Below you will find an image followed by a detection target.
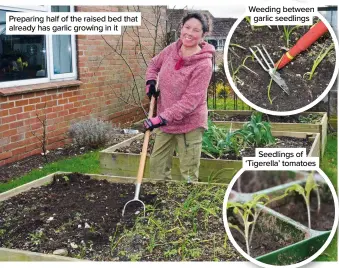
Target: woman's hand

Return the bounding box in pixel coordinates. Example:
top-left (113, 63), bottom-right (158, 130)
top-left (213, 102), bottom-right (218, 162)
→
top-left (146, 80), bottom-right (159, 100)
top-left (144, 116), bottom-right (167, 131)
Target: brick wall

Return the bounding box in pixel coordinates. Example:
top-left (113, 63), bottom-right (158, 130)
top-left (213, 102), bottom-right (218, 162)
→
top-left (0, 5), bottom-right (166, 166)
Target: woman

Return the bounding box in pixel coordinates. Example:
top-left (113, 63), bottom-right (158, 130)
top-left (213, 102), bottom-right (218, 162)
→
top-left (144, 12), bottom-right (215, 181)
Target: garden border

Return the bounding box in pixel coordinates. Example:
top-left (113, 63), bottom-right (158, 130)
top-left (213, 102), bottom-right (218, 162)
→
top-left (0, 172), bottom-right (224, 261)
top-left (99, 132), bottom-right (320, 183)
top-left (209, 110), bottom-right (327, 157)
top-left (0, 171), bottom-right (331, 263)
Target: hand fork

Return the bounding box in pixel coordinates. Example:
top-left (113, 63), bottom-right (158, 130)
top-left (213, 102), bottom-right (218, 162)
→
top-left (122, 83), bottom-right (157, 217)
top-left (249, 45), bottom-right (290, 95)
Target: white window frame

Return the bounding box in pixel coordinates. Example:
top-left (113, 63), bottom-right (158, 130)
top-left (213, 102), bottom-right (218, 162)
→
top-left (0, 5), bottom-right (77, 89)
top-left (48, 5), bottom-right (77, 80)
top-left (217, 39), bottom-right (225, 51)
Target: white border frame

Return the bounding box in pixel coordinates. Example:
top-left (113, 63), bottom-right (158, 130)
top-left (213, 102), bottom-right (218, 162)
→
top-left (223, 168), bottom-right (339, 268)
top-left (223, 12), bottom-right (339, 116)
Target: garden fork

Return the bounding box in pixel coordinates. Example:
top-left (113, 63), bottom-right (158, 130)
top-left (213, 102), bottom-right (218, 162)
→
top-left (249, 45), bottom-right (290, 95)
top-left (122, 84), bottom-right (157, 217)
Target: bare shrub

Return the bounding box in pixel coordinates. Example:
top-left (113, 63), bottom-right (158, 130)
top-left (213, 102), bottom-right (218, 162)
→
top-left (68, 118), bottom-right (117, 149)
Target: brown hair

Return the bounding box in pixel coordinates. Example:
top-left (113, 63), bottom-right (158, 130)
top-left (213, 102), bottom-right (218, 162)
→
top-left (181, 12), bottom-right (212, 35)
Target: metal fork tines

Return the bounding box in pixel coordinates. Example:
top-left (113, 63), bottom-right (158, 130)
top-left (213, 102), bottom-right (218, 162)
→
top-left (249, 45), bottom-right (290, 95)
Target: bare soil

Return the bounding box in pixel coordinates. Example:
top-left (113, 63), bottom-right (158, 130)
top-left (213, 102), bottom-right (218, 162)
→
top-left (270, 184), bottom-right (335, 231)
top-left (227, 210), bottom-right (305, 258)
top-left (0, 133), bottom-right (135, 183)
top-left (0, 173), bottom-right (242, 261)
top-left (228, 19), bottom-right (336, 112)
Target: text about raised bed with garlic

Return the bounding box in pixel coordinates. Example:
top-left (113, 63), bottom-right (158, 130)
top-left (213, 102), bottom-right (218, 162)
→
top-left (6, 12), bottom-right (141, 35)
top-left (248, 4), bottom-right (316, 25)
top-left (243, 148), bottom-right (319, 170)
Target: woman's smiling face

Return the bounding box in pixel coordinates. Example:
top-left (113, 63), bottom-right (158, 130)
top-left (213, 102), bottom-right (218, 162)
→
top-left (180, 18), bottom-right (204, 48)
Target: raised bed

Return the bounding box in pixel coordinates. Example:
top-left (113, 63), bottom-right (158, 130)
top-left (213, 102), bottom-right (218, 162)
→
top-left (0, 172), bottom-right (241, 261)
top-left (209, 110), bottom-right (327, 156)
top-left (227, 171), bottom-right (336, 265)
top-left (99, 132), bottom-right (320, 183)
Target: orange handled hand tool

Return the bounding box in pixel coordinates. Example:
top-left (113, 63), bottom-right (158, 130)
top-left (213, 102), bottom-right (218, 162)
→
top-left (275, 21), bottom-right (329, 70)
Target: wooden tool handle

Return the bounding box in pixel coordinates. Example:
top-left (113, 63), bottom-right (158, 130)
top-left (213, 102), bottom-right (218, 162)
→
top-left (136, 93), bottom-right (156, 184)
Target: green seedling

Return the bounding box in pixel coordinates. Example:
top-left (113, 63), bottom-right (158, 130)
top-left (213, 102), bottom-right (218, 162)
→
top-left (283, 25), bottom-right (300, 48)
top-left (249, 47), bottom-right (282, 104)
top-left (202, 119), bottom-right (229, 159)
top-left (298, 114), bottom-right (323, 124)
top-left (102, 182), bottom-right (229, 261)
top-left (266, 56), bottom-right (283, 104)
top-left (164, 248), bottom-right (177, 258)
top-left (206, 167), bottom-right (235, 184)
top-left (203, 113), bottom-right (275, 159)
top-left (267, 76), bottom-right (274, 104)
top-left (230, 43), bottom-right (246, 50)
top-left (234, 112), bottom-right (276, 147)
top-left (229, 43), bottom-right (247, 58)
top-left (227, 193), bottom-right (287, 255)
top-left (231, 55), bottom-right (258, 84)
top-left (109, 225), bottom-right (125, 255)
top-left (304, 43), bottom-right (334, 80)
top-left (0, 229), bottom-right (6, 237)
top-left (227, 194), bottom-right (268, 255)
top-left (75, 240), bottom-right (93, 259)
top-left (245, 16), bottom-right (255, 30)
top-left (29, 229), bottom-right (46, 246)
top-left (285, 171), bottom-right (320, 228)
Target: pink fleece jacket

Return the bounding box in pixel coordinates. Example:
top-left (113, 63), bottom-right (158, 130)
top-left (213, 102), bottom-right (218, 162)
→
top-left (146, 39), bottom-right (215, 134)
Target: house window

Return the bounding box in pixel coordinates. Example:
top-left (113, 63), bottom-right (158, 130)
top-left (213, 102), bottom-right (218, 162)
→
top-left (207, 39), bottom-right (226, 51)
top-left (0, 9), bottom-right (47, 83)
top-left (207, 39), bottom-right (217, 50)
top-left (0, 5), bottom-right (77, 88)
top-left (318, 6), bottom-right (337, 36)
top-left (217, 39), bottom-right (226, 51)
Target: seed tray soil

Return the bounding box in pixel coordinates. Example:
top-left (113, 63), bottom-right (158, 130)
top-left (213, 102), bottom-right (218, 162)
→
top-left (232, 171), bottom-right (304, 193)
top-left (116, 136), bottom-right (313, 161)
top-left (0, 133), bottom-right (134, 183)
top-left (227, 211), bottom-right (305, 258)
top-left (0, 173), bottom-right (242, 261)
top-left (269, 184), bottom-right (335, 231)
top-left (210, 113), bottom-right (322, 124)
top-left (227, 19), bottom-right (336, 112)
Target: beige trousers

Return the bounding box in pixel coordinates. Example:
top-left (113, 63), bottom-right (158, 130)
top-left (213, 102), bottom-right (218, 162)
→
top-left (150, 128), bottom-right (204, 181)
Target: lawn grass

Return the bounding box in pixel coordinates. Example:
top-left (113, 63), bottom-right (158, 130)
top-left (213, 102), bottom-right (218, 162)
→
top-left (0, 151), bottom-right (100, 193)
top-left (320, 134), bottom-right (337, 189)
top-left (208, 97), bottom-right (252, 110)
top-left (315, 133), bottom-right (337, 261)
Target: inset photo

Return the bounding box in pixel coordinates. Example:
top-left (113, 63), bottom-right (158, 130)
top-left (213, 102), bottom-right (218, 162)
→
top-left (223, 170), bottom-right (338, 266)
top-left (225, 16), bottom-right (338, 114)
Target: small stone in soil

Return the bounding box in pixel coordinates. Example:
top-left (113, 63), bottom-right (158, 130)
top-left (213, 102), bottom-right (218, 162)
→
top-left (70, 242), bottom-right (78, 249)
top-left (53, 248), bottom-right (68, 256)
